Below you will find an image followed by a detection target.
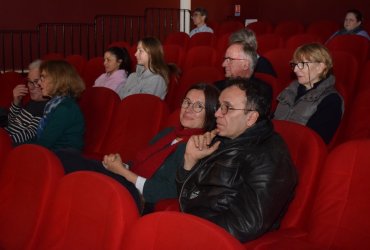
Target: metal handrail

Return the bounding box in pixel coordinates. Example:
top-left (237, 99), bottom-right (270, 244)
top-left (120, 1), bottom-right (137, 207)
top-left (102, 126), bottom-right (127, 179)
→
top-left (0, 8), bottom-right (190, 73)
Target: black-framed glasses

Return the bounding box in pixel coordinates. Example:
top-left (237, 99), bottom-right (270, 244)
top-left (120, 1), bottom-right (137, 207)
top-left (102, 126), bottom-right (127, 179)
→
top-left (181, 98), bottom-right (205, 113)
top-left (223, 57), bottom-right (248, 63)
top-left (26, 78), bottom-right (40, 88)
top-left (289, 61), bottom-right (317, 70)
top-left (217, 103), bottom-right (254, 115)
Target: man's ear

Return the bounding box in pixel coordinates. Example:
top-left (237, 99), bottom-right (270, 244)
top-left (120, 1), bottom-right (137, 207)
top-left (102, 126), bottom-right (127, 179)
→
top-left (246, 111), bottom-right (259, 127)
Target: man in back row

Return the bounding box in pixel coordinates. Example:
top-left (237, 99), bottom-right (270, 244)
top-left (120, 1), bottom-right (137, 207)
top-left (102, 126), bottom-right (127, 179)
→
top-left (189, 7), bottom-right (214, 37)
top-left (177, 77), bottom-right (297, 242)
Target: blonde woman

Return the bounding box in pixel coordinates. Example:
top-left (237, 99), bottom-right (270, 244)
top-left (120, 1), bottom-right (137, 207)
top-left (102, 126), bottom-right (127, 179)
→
top-left (274, 43), bottom-right (344, 144)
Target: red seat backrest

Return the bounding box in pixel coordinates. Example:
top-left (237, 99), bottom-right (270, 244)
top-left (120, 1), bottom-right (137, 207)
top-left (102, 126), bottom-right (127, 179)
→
top-left (307, 139), bottom-right (370, 249)
top-left (0, 144), bottom-right (64, 249)
top-left (122, 211), bottom-right (244, 250)
top-left (274, 20), bottom-right (305, 40)
top-left (81, 57), bottom-right (105, 89)
top-left (188, 32), bottom-right (217, 49)
top-left (272, 120), bottom-right (327, 229)
top-left (100, 94), bottom-right (169, 162)
top-left (79, 87), bottom-right (120, 154)
top-left (182, 46), bottom-right (219, 72)
top-left (0, 128), bottom-right (13, 168)
top-left (34, 171), bottom-right (139, 249)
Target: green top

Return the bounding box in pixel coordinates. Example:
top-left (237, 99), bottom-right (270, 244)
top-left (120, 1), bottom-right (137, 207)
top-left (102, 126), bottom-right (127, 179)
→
top-left (142, 127), bottom-right (186, 203)
top-left (34, 97), bottom-right (84, 151)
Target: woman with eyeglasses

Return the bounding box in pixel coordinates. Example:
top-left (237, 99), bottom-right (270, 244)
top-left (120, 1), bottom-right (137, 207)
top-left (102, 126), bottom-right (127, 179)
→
top-left (56, 83), bottom-right (219, 213)
top-left (117, 37), bottom-right (178, 100)
top-left (35, 60), bottom-right (85, 151)
top-left (274, 43), bottom-right (343, 144)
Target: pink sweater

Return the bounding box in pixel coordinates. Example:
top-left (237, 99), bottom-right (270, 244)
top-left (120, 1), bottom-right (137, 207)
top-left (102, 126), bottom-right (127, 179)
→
top-left (94, 69), bottom-right (128, 93)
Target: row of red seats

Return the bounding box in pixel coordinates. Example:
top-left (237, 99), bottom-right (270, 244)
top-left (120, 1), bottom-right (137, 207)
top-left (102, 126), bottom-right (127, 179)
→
top-left (0, 144), bottom-right (244, 249)
top-left (1, 127), bottom-right (370, 249)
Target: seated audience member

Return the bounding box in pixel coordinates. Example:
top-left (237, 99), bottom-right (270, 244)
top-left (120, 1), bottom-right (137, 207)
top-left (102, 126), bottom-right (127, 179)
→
top-left (229, 28), bottom-right (277, 77)
top-left (118, 37), bottom-right (175, 100)
top-left (93, 46), bottom-right (131, 94)
top-left (189, 7), bottom-right (214, 37)
top-left (215, 42), bottom-right (257, 91)
top-left (56, 83), bottom-right (219, 213)
top-left (214, 41), bottom-right (272, 100)
top-left (4, 60), bottom-right (48, 145)
top-left (35, 60), bottom-right (85, 151)
top-left (177, 77), bottom-right (297, 243)
top-left (274, 43), bottom-right (344, 144)
top-left (327, 9), bottom-right (370, 42)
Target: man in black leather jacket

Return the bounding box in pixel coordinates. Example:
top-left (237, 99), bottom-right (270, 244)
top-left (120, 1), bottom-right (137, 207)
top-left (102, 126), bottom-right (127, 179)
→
top-left (177, 78), bottom-right (297, 243)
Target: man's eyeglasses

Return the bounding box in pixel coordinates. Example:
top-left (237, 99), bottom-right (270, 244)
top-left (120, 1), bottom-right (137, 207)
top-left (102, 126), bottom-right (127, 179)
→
top-left (289, 61), bottom-right (318, 70)
top-left (217, 103), bottom-right (254, 115)
top-left (26, 79), bottom-right (40, 88)
top-left (181, 98), bottom-right (205, 113)
top-left (223, 57), bottom-right (248, 63)
top-left (191, 13), bottom-right (201, 18)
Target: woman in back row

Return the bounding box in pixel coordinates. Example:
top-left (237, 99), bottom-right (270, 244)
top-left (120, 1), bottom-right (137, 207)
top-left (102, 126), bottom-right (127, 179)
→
top-left (118, 37), bottom-right (176, 100)
top-left (327, 9), bottom-right (370, 42)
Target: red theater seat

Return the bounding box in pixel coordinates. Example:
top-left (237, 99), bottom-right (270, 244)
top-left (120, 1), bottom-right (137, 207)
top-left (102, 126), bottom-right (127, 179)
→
top-left (188, 32), bottom-right (216, 49)
top-left (122, 212), bottom-right (244, 250)
top-left (79, 87), bottom-right (120, 154)
top-left (81, 57), bottom-right (105, 89)
top-left (0, 128), bottom-right (12, 168)
top-left (0, 145), bottom-right (64, 249)
top-left (274, 20), bottom-right (305, 40)
top-left (244, 139), bottom-right (370, 249)
top-left (99, 94), bottom-right (169, 162)
top-left (34, 171), bottom-right (139, 249)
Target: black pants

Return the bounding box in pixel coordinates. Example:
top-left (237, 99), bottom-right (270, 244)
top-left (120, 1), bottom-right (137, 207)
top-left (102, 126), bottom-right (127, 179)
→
top-left (54, 148), bottom-right (143, 211)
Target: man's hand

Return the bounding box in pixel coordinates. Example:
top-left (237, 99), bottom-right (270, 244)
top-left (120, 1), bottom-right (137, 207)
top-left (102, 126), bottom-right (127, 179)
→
top-left (184, 129), bottom-right (220, 171)
top-left (13, 84), bottom-right (28, 106)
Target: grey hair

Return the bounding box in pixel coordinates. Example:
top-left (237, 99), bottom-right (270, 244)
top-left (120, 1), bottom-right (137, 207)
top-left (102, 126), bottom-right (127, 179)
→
top-left (229, 28), bottom-right (258, 51)
top-left (235, 41), bottom-right (258, 73)
top-left (29, 59), bottom-right (42, 71)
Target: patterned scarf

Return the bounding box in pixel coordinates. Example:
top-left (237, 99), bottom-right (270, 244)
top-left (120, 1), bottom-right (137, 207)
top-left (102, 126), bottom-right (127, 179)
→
top-left (37, 96), bottom-right (66, 138)
top-left (130, 126), bottom-right (204, 178)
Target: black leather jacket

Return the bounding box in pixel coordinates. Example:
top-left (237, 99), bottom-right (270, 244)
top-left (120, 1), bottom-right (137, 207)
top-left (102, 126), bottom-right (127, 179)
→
top-left (177, 120), bottom-right (297, 242)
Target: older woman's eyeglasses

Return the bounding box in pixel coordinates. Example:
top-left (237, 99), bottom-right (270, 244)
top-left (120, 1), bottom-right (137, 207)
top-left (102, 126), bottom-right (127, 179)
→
top-left (217, 103), bottom-right (254, 115)
top-left (181, 98), bottom-right (205, 113)
top-left (26, 79), bottom-right (40, 88)
top-left (289, 61), bottom-right (318, 70)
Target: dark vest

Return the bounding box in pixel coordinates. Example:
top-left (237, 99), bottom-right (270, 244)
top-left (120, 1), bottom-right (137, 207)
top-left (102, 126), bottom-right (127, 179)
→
top-left (274, 75), bottom-right (343, 125)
